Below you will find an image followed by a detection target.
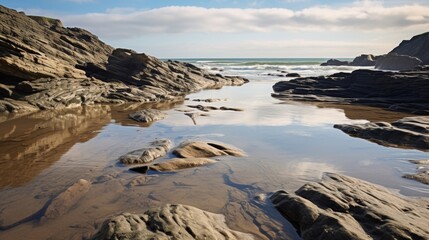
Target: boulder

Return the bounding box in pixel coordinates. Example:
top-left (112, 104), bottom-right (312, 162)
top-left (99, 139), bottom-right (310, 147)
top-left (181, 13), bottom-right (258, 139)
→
top-left (173, 141), bottom-right (246, 158)
top-left (270, 173), bottom-right (429, 240)
top-left (375, 53), bottom-right (422, 71)
top-left (334, 116), bottom-right (429, 151)
top-left (286, 73), bottom-right (301, 78)
top-left (349, 54), bottom-right (377, 66)
top-left (129, 109), bottom-right (167, 123)
top-left (119, 139), bottom-right (172, 164)
top-left (92, 204), bottom-right (254, 239)
top-left (320, 59), bottom-right (350, 66)
top-left (390, 31), bottom-right (429, 65)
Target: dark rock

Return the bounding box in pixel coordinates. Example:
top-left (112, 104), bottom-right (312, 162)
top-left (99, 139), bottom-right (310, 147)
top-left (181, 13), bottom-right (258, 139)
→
top-left (128, 109), bottom-right (166, 123)
top-left (350, 54), bottom-right (377, 66)
top-left (320, 59), bottom-right (350, 66)
top-left (270, 173), bottom-right (429, 240)
top-left (286, 73), bottom-right (301, 78)
top-left (390, 31), bottom-right (429, 65)
top-left (220, 106), bottom-right (244, 111)
top-left (272, 69), bottom-right (429, 115)
top-left (92, 204), bottom-right (254, 239)
top-left (0, 83), bottom-right (12, 97)
top-left (187, 104), bottom-right (219, 112)
top-left (119, 139), bottom-right (172, 164)
top-left (375, 53), bottom-right (422, 71)
top-left (334, 116), bottom-right (429, 151)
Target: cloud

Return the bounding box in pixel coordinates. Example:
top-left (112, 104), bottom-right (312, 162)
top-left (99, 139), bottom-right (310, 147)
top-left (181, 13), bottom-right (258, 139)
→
top-left (57, 1), bottom-right (429, 38)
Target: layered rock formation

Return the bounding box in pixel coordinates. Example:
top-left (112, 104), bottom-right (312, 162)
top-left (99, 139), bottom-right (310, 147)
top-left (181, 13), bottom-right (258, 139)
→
top-left (270, 173), bottom-right (429, 240)
top-left (375, 53), bottom-right (423, 71)
top-left (390, 31), bottom-right (429, 65)
top-left (0, 5), bottom-right (248, 114)
top-left (334, 116), bottom-right (429, 152)
top-left (272, 68), bottom-right (429, 115)
top-left (92, 204), bottom-right (254, 239)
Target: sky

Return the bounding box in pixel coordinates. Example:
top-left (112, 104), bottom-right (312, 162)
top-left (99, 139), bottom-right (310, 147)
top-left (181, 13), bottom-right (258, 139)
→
top-left (1, 0), bottom-right (429, 58)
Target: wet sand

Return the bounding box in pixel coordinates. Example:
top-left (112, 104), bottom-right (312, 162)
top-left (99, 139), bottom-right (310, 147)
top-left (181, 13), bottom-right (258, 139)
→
top-left (0, 81), bottom-right (428, 239)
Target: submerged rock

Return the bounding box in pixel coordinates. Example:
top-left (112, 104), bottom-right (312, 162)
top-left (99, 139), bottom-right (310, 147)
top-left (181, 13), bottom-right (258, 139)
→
top-left (184, 112), bottom-right (209, 125)
top-left (270, 173), bottom-right (429, 240)
top-left (187, 104), bottom-right (219, 112)
top-left (92, 204), bottom-right (254, 239)
top-left (334, 116), bottom-right (429, 151)
top-left (173, 141), bottom-right (246, 158)
top-left (128, 109), bottom-right (167, 123)
top-left (403, 159), bottom-right (429, 184)
top-left (120, 139), bottom-right (172, 164)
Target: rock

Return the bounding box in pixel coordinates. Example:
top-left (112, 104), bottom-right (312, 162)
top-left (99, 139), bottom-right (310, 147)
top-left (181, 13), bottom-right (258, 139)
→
top-left (187, 104), bottom-right (219, 112)
top-left (334, 116), bottom-right (429, 151)
top-left (120, 139), bottom-right (172, 164)
top-left (192, 98), bottom-right (228, 102)
top-left (0, 5), bottom-right (249, 114)
top-left (173, 141), bottom-right (246, 158)
top-left (0, 83), bottom-right (12, 97)
top-left (349, 54), bottom-right (377, 66)
top-left (320, 59), bottom-right (350, 66)
top-left (220, 106), bottom-right (244, 111)
top-left (148, 158), bottom-right (217, 172)
top-left (42, 179), bottom-right (91, 221)
top-left (127, 176), bottom-right (148, 187)
top-left (184, 112), bottom-right (209, 125)
top-left (272, 68), bottom-right (429, 115)
top-left (128, 109), bottom-right (167, 123)
top-left (375, 53), bottom-right (422, 71)
top-left (285, 73), bottom-right (301, 78)
top-left (92, 204), bottom-right (254, 239)
top-left (390, 31), bottom-right (429, 65)
top-left (270, 173), bottom-right (429, 240)
top-left (403, 160), bottom-right (429, 185)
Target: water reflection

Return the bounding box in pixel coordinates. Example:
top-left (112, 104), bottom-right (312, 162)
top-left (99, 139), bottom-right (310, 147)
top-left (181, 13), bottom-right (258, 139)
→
top-left (0, 106), bottom-right (111, 188)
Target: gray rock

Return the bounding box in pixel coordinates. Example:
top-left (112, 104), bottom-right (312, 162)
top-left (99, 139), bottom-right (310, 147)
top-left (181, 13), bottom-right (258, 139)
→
top-left (270, 173), bottom-right (429, 240)
top-left (390, 31), bottom-right (429, 65)
top-left (350, 54), bottom-right (377, 66)
top-left (375, 53), bottom-right (422, 71)
top-left (129, 109), bottom-right (167, 123)
top-left (173, 141), bottom-right (246, 158)
top-left (92, 204), bottom-right (254, 240)
top-left (334, 116), bottom-right (429, 151)
top-left (120, 139), bottom-right (172, 164)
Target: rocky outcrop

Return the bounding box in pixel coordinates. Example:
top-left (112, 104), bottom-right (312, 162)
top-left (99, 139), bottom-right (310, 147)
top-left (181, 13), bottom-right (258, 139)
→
top-left (320, 59), bottom-right (350, 66)
top-left (272, 68), bottom-right (429, 115)
top-left (128, 109), bottom-right (166, 123)
top-left (92, 204), bottom-right (254, 239)
top-left (350, 54), bottom-right (378, 66)
top-left (119, 139), bottom-right (172, 164)
top-left (0, 5), bottom-right (248, 114)
top-left (334, 116), bottom-right (429, 151)
top-left (390, 32), bottom-right (429, 65)
top-left (173, 141), bottom-right (246, 158)
top-left (375, 53), bottom-right (423, 71)
top-left (270, 173), bottom-right (429, 240)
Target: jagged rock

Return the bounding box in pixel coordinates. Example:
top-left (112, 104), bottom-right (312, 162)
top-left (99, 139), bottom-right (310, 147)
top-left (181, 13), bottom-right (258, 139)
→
top-left (270, 173), bottom-right (429, 240)
top-left (404, 159), bottom-right (429, 185)
top-left (120, 139), bottom-right (172, 164)
top-left (320, 59), bottom-right (349, 66)
top-left (128, 109), bottom-right (167, 123)
top-left (375, 53), bottom-right (422, 71)
top-left (0, 5), bottom-right (249, 114)
top-left (350, 54), bottom-right (378, 66)
top-left (390, 31), bottom-right (429, 65)
top-left (286, 73), bottom-right (301, 78)
top-left (272, 69), bottom-right (429, 115)
top-left (42, 179), bottom-right (91, 221)
top-left (173, 141), bottom-right (246, 158)
top-left (334, 116), bottom-right (429, 151)
top-left (92, 204), bottom-right (254, 239)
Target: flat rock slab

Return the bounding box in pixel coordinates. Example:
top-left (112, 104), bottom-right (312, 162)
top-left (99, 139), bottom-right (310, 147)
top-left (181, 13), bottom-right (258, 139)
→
top-left (129, 109), bottom-right (167, 123)
top-left (120, 139), bottom-right (172, 164)
top-left (334, 116), bottom-right (429, 151)
top-left (270, 173), bottom-right (429, 240)
top-left (150, 157), bottom-right (217, 172)
top-left (404, 159), bottom-right (429, 184)
top-left (92, 204), bottom-right (254, 239)
top-left (173, 141), bottom-right (246, 158)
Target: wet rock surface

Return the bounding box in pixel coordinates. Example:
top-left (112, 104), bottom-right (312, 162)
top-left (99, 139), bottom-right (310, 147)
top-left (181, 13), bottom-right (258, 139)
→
top-left (270, 173), bottom-right (429, 240)
top-left (119, 139), bottom-right (172, 164)
top-left (272, 68), bottom-right (429, 115)
top-left (403, 159), bottom-right (429, 184)
top-left (334, 116), bottom-right (429, 152)
top-left (128, 109), bottom-right (167, 123)
top-left (148, 158), bottom-right (217, 172)
top-left (92, 204), bottom-right (255, 240)
top-left (173, 141), bottom-right (246, 158)
top-left (0, 6), bottom-right (248, 114)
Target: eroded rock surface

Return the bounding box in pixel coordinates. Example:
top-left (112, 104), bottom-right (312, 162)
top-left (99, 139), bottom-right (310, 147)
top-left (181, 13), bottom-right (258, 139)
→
top-left (120, 139), bottom-right (172, 164)
top-left (404, 159), bottom-right (429, 184)
top-left (92, 204), bottom-right (254, 240)
top-left (149, 158), bottom-right (217, 172)
top-left (173, 141), bottom-right (246, 158)
top-left (128, 109), bottom-right (167, 123)
top-left (272, 68), bottom-right (429, 115)
top-left (334, 116), bottom-right (429, 151)
top-left (390, 31), bottom-right (429, 65)
top-left (270, 173), bottom-right (429, 240)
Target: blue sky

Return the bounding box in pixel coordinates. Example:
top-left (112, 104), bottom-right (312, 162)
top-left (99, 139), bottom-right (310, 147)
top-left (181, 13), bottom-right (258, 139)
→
top-left (1, 0), bottom-right (429, 58)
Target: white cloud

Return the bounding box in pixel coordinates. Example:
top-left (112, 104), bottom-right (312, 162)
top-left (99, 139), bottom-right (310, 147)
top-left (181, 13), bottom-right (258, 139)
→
top-left (57, 2), bottom-right (429, 38)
